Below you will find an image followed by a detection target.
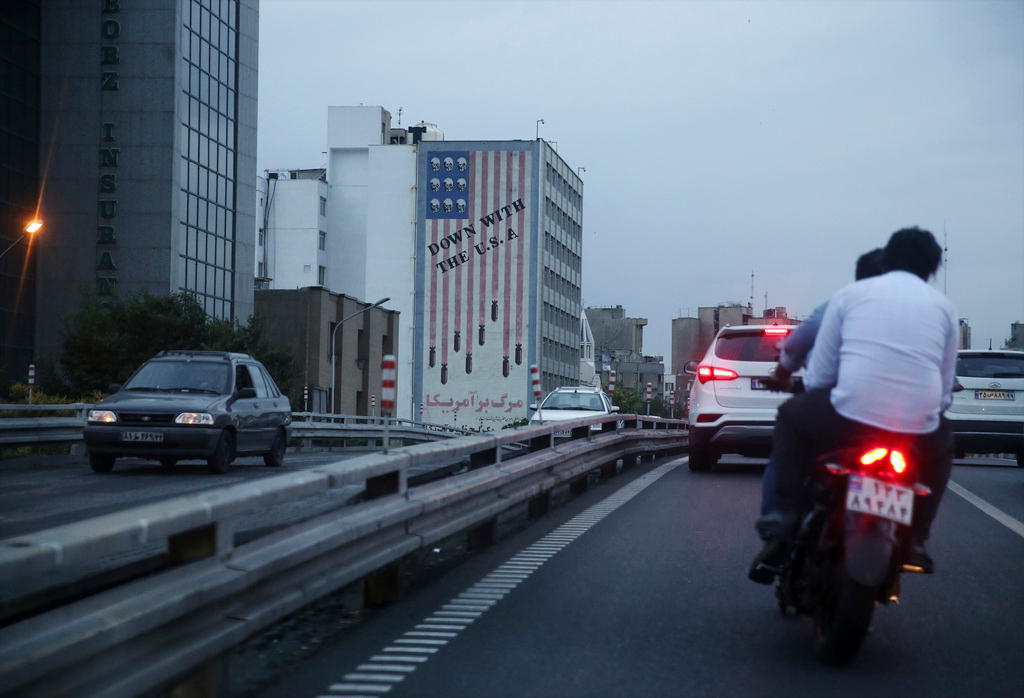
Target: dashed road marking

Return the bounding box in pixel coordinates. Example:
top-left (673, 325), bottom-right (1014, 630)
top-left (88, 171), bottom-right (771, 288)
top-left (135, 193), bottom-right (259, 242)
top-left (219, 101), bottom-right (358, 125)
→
top-left (310, 457), bottom-right (682, 696)
top-left (948, 480), bottom-right (1024, 539)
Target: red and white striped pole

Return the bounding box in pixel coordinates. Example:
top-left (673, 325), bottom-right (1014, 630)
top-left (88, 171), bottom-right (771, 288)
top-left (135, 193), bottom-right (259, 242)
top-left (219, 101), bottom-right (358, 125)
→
top-left (28, 363), bottom-right (35, 405)
top-left (608, 370), bottom-right (616, 395)
top-left (370, 394), bottom-right (376, 418)
top-left (381, 355), bottom-right (396, 452)
top-left (531, 364), bottom-right (542, 423)
top-left (419, 402), bottom-right (424, 422)
top-left (645, 382), bottom-right (652, 416)
top-left (303, 385), bottom-right (308, 413)
top-left (669, 389), bottom-right (675, 419)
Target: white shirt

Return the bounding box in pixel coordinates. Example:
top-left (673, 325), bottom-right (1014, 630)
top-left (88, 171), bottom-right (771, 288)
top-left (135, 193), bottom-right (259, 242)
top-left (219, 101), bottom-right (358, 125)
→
top-left (804, 270), bottom-right (958, 433)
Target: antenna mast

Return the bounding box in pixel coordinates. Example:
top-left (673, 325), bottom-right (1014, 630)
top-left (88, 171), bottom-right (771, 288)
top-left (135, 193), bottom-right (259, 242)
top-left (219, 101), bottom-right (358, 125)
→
top-left (750, 270), bottom-right (755, 313)
top-left (943, 221), bottom-right (948, 294)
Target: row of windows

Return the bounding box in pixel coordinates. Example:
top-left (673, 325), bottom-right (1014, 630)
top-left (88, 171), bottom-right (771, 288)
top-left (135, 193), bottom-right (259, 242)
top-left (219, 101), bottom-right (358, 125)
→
top-left (186, 0), bottom-right (238, 50)
top-left (184, 62), bottom-right (237, 119)
top-left (543, 301), bottom-right (578, 335)
top-left (543, 267), bottom-right (581, 305)
top-left (544, 197), bottom-right (582, 241)
top-left (182, 124), bottom-right (235, 182)
top-left (180, 187), bottom-right (234, 234)
top-left (180, 254), bottom-right (233, 302)
top-left (544, 231), bottom-right (581, 274)
top-left (545, 162), bottom-right (581, 211)
top-left (178, 225), bottom-right (233, 267)
top-left (188, 289), bottom-right (232, 320)
top-left (542, 337), bottom-right (579, 370)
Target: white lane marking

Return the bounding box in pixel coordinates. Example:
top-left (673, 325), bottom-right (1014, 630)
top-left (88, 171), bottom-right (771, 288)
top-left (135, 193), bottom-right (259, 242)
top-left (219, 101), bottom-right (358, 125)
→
top-left (312, 459), bottom-right (679, 697)
top-left (343, 674), bottom-right (405, 683)
top-left (358, 665), bottom-right (418, 673)
top-left (948, 481), bottom-right (1024, 539)
top-left (381, 647), bottom-right (437, 654)
top-left (328, 684), bottom-right (391, 694)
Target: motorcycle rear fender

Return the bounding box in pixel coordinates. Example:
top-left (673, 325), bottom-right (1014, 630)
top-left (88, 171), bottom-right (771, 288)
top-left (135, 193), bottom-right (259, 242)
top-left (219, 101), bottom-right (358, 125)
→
top-left (843, 512), bottom-right (899, 587)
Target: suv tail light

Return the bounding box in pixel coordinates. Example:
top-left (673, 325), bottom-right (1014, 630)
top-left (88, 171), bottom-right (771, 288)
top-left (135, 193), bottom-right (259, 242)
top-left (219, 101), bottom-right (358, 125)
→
top-left (696, 365), bottom-right (738, 384)
top-left (763, 327), bottom-right (790, 336)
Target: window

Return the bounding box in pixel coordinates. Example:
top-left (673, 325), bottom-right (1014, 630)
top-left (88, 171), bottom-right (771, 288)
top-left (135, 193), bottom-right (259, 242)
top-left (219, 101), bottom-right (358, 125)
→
top-left (318, 265), bottom-right (326, 285)
top-left (319, 230), bottom-right (326, 250)
top-left (319, 196), bottom-right (327, 216)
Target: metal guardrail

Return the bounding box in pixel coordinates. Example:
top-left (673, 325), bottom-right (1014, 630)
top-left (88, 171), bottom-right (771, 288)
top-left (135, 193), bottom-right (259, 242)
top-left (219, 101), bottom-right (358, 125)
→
top-left (0, 414), bottom-right (687, 697)
top-left (0, 405), bottom-right (470, 449)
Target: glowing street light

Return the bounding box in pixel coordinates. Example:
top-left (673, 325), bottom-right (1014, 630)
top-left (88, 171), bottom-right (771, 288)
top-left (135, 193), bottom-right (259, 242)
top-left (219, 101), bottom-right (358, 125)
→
top-left (0, 219), bottom-right (42, 260)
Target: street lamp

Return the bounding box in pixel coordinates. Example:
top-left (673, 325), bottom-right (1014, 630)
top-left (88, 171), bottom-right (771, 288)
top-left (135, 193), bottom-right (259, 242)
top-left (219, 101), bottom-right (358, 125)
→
top-left (0, 219), bottom-right (42, 261)
top-left (536, 118), bottom-right (544, 139)
top-left (576, 166), bottom-right (586, 177)
top-left (330, 296), bottom-right (390, 414)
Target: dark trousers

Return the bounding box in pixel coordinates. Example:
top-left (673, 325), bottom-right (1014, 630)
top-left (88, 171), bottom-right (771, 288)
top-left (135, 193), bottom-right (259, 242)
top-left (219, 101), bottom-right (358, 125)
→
top-left (772, 388), bottom-right (953, 541)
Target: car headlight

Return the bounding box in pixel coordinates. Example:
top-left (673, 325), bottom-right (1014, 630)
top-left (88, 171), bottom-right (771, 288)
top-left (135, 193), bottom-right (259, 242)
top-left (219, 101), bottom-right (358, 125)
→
top-left (175, 412), bottom-right (214, 425)
top-left (88, 410), bottom-right (117, 423)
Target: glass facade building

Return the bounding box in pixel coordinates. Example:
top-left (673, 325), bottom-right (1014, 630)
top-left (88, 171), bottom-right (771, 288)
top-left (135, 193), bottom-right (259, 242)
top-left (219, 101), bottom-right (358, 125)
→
top-left (179, 0), bottom-right (240, 319)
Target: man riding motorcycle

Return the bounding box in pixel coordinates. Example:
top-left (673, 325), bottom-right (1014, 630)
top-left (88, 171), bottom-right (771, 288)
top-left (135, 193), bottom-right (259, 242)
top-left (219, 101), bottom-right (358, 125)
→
top-left (750, 227), bottom-right (957, 583)
top-left (757, 247), bottom-right (886, 529)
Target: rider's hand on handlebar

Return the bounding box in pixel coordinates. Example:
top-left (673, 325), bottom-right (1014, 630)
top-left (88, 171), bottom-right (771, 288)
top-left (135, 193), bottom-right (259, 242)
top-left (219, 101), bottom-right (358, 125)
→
top-left (761, 364), bottom-right (796, 393)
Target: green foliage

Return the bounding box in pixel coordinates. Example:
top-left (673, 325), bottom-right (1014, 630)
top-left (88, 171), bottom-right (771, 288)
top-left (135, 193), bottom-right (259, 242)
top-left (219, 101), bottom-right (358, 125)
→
top-left (611, 388), bottom-right (674, 418)
top-left (57, 291), bottom-right (299, 401)
top-left (501, 418), bottom-right (529, 429)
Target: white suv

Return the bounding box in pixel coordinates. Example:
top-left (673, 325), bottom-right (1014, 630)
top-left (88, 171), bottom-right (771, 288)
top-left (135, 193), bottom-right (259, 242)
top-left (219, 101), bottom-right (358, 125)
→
top-left (945, 350), bottom-right (1024, 467)
top-left (684, 324), bottom-right (794, 472)
top-left (529, 385), bottom-right (618, 433)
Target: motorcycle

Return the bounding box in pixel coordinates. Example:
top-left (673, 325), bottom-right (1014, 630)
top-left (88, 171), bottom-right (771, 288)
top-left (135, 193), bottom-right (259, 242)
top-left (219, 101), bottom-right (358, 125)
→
top-left (774, 439), bottom-right (933, 665)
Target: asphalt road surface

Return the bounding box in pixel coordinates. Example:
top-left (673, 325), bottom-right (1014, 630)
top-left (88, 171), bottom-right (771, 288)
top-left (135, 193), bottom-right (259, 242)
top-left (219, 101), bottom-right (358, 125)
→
top-left (255, 454), bottom-right (1023, 698)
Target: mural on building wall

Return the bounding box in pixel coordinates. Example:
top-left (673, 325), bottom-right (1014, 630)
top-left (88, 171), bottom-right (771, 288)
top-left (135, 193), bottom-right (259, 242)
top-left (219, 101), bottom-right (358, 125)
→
top-left (420, 148), bottom-right (532, 427)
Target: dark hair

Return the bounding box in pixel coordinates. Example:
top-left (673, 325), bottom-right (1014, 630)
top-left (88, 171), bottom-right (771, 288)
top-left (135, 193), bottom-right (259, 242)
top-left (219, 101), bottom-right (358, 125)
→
top-left (855, 248), bottom-right (886, 280)
top-left (883, 227), bottom-right (942, 280)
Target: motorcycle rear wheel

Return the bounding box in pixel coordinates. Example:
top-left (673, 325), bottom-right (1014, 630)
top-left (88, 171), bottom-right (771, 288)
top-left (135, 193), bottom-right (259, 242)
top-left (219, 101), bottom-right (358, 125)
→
top-left (814, 573), bottom-right (877, 666)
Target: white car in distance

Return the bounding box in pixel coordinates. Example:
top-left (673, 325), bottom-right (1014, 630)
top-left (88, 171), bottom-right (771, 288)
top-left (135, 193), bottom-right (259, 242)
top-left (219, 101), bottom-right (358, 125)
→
top-left (529, 385), bottom-right (618, 435)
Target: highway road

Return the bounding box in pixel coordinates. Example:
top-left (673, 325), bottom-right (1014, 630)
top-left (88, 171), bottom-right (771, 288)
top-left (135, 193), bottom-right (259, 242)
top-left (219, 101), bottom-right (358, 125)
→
top-left (249, 454), bottom-right (1023, 698)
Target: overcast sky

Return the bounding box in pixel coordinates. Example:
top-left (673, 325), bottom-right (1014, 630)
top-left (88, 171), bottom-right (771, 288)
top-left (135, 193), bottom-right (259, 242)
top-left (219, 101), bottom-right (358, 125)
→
top-left (258, 0), bottom-right (1024, 362)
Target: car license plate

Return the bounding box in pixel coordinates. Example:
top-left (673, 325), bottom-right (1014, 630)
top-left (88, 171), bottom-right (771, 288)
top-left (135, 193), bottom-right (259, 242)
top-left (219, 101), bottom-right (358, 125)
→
top-left (750, 378), bottom-right (768, 390)
top-left (846, 474), bottom-right (914, 526)
top-left (122, 431), bottom-right (164, 443)
top-left (554, 429), bottom-right (571, 438)
top-left (975, 390), bottom-right (1014, 400)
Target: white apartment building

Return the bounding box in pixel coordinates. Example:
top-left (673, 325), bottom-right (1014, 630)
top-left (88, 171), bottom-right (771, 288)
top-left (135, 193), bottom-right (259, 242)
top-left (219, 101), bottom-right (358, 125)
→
top-left (255, 168), bottom-right (330, 290)
top-left (256, 106), bottom-right (584, 426)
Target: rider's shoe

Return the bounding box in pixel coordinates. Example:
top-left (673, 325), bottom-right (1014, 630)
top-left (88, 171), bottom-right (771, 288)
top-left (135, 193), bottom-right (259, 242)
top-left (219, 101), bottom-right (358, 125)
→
top-left (904, 540), bottom-right (934, 574)
top-left (748, 536), bottom-right (788, 585)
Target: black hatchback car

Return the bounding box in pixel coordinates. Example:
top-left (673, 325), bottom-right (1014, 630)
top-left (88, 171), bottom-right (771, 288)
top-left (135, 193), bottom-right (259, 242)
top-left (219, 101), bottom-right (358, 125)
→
top-left (84, 351), bottom-right (292, 474)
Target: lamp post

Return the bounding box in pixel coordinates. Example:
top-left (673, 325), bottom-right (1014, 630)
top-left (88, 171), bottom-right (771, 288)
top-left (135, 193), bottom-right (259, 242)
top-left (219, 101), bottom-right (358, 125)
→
top-left (0, 219), bottom-right (42, 261)
top-left (535, 118), bottom-right (544, 139)
top-left (330, 296), bottom-right (390, 414)
top-left (576, 166), bottom-right (585, 177)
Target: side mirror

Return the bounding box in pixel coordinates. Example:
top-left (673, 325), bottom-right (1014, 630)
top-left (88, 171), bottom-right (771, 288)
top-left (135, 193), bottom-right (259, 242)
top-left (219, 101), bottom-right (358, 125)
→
top-left (683, 361), bottom-right (698, 375)
top-left (107, 383), bottom-right (122, 394)
top-left (610, 405), bottom-right (620, 413)
top-left (529, 403), bottom-right (538, 410)
top-left (236, 387), bottom-right (257, 399)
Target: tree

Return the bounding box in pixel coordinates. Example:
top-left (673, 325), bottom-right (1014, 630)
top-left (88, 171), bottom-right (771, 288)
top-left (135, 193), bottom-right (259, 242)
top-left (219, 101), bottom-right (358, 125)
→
top-left (59, 291), bottom-right (299, 400)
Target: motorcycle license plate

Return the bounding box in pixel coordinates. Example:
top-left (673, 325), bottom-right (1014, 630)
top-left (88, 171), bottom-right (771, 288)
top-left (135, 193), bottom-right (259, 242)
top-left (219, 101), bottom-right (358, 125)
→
top-left (846, 474), bottom-right (914, 526)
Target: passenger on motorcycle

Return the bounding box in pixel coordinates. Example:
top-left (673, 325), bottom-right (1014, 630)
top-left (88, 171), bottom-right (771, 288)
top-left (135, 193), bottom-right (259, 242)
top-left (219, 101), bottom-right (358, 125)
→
top-left (750, 227), bottom-right (957, 583)
top-left (756, 247), bottom-right (886, 528)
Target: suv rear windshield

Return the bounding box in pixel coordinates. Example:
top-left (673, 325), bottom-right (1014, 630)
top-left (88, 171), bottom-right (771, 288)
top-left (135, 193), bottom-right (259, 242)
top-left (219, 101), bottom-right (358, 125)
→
top-left (714, 331), bottom-right (786, 362)
top-left (124, 360), bottom-right (232, 394)
top-left (956, 354), bottom-right (1024, 379)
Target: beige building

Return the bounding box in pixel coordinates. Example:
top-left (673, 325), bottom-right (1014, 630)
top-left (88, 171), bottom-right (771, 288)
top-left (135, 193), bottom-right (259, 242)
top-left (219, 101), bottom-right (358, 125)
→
top-left (255, 287), bottom-right (398, 415)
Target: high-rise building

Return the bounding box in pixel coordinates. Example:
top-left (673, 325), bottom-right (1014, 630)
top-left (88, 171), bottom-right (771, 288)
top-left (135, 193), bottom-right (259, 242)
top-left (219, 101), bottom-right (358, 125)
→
top-left (25, 0), bottom-right (259, 365)
top-left (0, 3), bottom-right (40, 383)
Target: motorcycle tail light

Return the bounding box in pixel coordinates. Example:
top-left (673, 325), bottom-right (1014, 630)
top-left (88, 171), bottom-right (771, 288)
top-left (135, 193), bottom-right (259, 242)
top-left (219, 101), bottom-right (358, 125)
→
top-left (890, 450), bottom-right (907, 474)
top-left (859, 447), bottom-right (889, 466)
